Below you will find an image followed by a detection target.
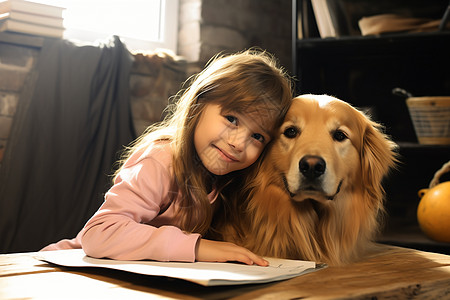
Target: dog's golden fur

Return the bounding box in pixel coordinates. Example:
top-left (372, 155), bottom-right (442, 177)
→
top-left (217, 94), bottom-right (398, 266)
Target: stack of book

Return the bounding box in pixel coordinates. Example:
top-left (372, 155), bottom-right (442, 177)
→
top-left (0, 0), bottom-right (65, 38)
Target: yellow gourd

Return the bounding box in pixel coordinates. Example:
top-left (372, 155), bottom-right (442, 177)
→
top-left (417, 161), bottom-right (450, 243)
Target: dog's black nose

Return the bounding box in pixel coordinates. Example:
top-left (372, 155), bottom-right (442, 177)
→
top-left (299, 155), bottom-right (326, 179)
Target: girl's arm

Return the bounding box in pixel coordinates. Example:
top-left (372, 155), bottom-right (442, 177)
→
top-left (81, 149), bottom-right (200, 262)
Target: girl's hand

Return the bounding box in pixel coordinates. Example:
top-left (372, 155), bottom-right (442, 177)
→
top-left (195, 238), bottom-right (269, 266)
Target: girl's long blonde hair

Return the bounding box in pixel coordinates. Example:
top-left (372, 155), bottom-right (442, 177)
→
top-left (116, 49), bottom-right (292, 234)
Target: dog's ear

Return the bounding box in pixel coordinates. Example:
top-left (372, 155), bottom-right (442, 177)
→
top-left (360, 116), bottom-right (398, 206)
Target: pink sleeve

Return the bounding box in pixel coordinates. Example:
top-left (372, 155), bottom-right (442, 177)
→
top-left (81, 149), bottom-right (201, 262)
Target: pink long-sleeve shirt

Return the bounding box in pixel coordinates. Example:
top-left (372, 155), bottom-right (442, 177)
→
top-left (41, 142), bottom-right (217, 262)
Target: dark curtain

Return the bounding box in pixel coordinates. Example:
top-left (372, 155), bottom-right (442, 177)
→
top-left (0, 36), bottom-right (136, 253)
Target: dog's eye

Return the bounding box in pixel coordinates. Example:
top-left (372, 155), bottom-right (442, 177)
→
top-left (332, 130), bottom-right (348, 142)
top-left (283, 127), bottom-right (299, 138)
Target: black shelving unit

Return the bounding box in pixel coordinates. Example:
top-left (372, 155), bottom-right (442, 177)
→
top-left (292, 0), bottom-right (450, 254)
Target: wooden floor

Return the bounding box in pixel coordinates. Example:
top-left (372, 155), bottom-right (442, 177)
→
top-left (1, 244), bottom-right (450, 299)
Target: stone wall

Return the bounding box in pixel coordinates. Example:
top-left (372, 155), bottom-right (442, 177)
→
top-left (129, 52), bottom-right (188, 135)
top-left (178, 0), bottom-right (292, 71)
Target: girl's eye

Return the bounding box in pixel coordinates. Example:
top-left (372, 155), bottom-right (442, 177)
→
top-left (225, 115), bottom-right (237, 126)
top-left (283, 126), bottom-right (299, 138)
top-left (252, 133), bottom-right (265, 143)
top-left (332, 129), bottom-right (348, 142)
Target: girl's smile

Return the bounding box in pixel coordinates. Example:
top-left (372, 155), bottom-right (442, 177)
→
top-left (213, 145), bottom-right (240, 162)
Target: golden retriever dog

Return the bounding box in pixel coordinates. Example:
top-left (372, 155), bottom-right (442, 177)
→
top-left (216, 94), bottom-right (398, 265)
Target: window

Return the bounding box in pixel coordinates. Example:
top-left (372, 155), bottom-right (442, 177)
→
top-left (30, 0), bottom-right (179, 53)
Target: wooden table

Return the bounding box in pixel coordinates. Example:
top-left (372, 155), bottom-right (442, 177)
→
top-left (1, 244), bottom-right (450, 299)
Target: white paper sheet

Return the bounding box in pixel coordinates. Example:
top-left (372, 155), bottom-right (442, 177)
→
top-left (36, 249), bottom-right (320, 286)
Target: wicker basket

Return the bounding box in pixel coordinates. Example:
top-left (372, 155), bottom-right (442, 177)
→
top-left (406, 97), bottom-right (450, 145)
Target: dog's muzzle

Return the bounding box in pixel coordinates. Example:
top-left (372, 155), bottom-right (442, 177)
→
top-left (284, 178), bottom-right (343, 202)
top-left (282, 154), bottom-right (343, 201)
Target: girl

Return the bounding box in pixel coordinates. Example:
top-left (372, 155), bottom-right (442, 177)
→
top-left (42, 49), bottom-right (292, 266)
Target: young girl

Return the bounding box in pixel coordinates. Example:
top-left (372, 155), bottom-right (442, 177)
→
top-left (42, 49), bottom-right (292, 266)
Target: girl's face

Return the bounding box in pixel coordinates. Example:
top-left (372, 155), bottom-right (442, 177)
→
top-left (194, 103), bottom-right (273, 175)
